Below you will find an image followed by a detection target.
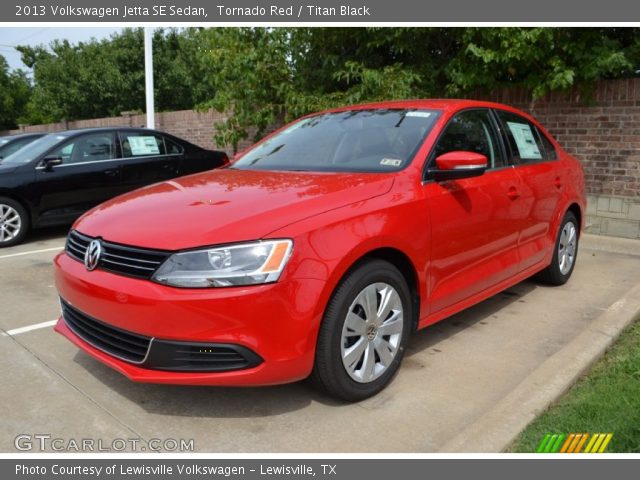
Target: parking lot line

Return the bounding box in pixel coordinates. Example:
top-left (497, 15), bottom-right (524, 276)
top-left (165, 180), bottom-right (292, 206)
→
top-left (0, 246), bottom-right (64, 260)
top-left (2, 320), bottom-right (58, 337)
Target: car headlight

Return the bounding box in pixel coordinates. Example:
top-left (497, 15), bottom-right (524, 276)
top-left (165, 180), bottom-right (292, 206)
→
top-left (152, 240), bottom-right (293, 288)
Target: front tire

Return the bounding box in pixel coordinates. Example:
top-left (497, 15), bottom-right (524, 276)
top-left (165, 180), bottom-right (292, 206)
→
top-left (0, 197), bottom-right (29, 248)
top-left (537, 211), bottom-right (579, 285)
top-left (311, 259), bottom-right (412, 401)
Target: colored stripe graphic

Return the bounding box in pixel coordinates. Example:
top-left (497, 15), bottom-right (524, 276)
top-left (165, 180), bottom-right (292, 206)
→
top-left (559, 434), bottom-right (574, 453)
top-left (550, 434), bottom-right (565, 453)
top-left (584, 434), bottom-right (598, 453)
top-left (598, 433), bottom-right (613, 453)
top-left (537, 433), bottom-right (613, 453)
top-left (536, 434), bottom-right (552, 453)
top-left (575, 434), bottom-right (589, 453)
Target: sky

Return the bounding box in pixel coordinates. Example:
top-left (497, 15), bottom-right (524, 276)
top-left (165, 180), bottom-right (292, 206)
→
top-left (0, 27), bottom-right (123, 71)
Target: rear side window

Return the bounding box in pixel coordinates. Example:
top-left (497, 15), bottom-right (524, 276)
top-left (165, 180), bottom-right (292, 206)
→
top-left (535, 128), bottom-right (558, 160)
top-left (120, 132), bottom-right (166, 158)
top-left (495, 110), bottom-right (546, 164)
top-left (164, 137), bottom-right (184, 155)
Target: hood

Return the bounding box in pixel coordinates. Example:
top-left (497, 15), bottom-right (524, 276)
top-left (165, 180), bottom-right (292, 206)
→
top-left (0, 162), bottom-right (18, 174)
top-left (75, 168), bottom-right (394, 250)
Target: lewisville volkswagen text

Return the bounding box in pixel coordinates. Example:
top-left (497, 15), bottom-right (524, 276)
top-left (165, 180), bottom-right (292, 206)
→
top-left (54, 100), bottom-right (585, 401)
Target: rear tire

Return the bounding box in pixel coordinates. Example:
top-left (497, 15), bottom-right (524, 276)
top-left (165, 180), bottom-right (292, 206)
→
top-left (536, 211), bottom-right (579, 285)
top-left (0, 197), bottom-right (29, 248)
top-left (311, 259), bottom-right (412, 402)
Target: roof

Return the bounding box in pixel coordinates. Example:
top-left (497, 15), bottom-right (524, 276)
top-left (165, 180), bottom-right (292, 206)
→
top-left (315, 98), bottom-right (542, 128)
top-left (53, 126), bottom-right (162, 136)
top-left (324, 98), bottom-right (522, 113)
top-left (0, 132), bottom-right (46, 140)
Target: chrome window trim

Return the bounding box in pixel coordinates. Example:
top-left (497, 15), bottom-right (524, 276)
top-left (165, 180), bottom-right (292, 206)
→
top-left (35, 152), bottom-right (181, 170)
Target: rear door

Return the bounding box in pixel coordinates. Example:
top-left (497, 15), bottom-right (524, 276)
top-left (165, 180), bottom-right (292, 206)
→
top-left (493, 109), bottom-right (563, 272)
top-left (118, 130), bottom-right (181, 192)
top-left (424, 109), bottom-right (526, 314)
top-left (33, 131), bottom-right (122, 225)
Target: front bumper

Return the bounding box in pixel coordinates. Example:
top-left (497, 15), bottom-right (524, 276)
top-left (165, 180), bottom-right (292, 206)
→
top-left (54, 252), bottom-right (325, 386)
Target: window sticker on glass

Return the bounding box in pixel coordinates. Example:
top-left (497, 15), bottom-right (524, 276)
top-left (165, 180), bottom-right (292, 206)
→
top-left (406, 111), bottom-right (432, 118)
top-left (506, 122), bottom-right (542, 160)
top-left (380, 158), bottom-right (403, 167)
top-left (128, 136), bottom-right (160, 155)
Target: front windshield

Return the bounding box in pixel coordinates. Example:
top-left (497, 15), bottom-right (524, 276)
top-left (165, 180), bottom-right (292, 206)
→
top-left (233, 109), bottom-right (441, 173)
top-left (1, 134), bottom-right (68, 165)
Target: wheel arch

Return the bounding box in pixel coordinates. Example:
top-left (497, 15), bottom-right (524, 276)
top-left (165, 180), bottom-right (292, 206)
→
top-left (567, 202), bottom-right (583, 234)
top-left (319, 246), bottom-right (422, 333)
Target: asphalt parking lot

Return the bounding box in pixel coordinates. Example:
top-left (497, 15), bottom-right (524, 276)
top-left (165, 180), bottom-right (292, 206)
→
top-left (2, 228), bottom-right (640, 453)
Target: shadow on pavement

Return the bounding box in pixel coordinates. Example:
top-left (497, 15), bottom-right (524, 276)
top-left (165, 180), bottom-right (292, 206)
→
top-left (73, 279), bottom-right (540, 418)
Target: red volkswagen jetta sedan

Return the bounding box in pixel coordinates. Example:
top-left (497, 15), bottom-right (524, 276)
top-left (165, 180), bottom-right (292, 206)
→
top-left (54, 100), bottom-right (585, 401)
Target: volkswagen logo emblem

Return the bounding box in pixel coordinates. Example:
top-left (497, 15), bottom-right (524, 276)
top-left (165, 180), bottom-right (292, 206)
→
top-left (84, 239), bottom-right (102, 271)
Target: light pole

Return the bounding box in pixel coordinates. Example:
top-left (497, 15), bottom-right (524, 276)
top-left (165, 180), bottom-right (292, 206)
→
top-left (144, 27), bottom-right (155, 129)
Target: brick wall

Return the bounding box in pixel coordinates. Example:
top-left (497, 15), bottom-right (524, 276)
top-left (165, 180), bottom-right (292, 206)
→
top-left (476, 78), bottom-right (640, 238)
top-left (2, 78), bottom-right (640, 238)
top-left (1, 109), bottom-right (254, 154)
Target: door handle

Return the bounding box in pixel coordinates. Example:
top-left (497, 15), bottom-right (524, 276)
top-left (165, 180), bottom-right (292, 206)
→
top-left (507, 186), bottom-right (520, 200)
top-left (554, 177), bottom-right (563, 189)
top-left (103, 169), bottom-right (119, 177)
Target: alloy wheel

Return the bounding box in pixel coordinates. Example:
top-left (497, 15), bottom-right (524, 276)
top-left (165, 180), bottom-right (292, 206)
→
top-left (340, 282), bottom-right (404, 383)
top-left (558, 221), bottom-right (577, 275)
top-left (0, 204), bottom-right (22, 244)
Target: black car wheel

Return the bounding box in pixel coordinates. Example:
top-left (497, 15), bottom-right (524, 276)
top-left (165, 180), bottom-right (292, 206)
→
top-left (311, 259), bottom-right (412, 401)
top-left (536, 211), bottom-right (579, 285)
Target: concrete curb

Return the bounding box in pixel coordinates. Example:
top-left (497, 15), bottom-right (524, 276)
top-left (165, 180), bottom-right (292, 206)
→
top-left (581, 233), bottom-right (640, 257)
top-left (438, 280), bottom-right (640, 453)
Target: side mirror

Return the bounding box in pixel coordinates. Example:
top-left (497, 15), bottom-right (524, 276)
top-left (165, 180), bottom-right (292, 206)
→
top-left (428, 151), bottom-right (488, 181)
top-left (41, 156), bottom-right (63, 171)
top-left (219, 153), bottom-right (231, 167)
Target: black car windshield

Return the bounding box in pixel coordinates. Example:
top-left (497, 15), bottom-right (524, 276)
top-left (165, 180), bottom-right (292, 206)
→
top-left (1, 134), bottom-right (69, 165)
top-left (233, 109), bottom-right (441, 172)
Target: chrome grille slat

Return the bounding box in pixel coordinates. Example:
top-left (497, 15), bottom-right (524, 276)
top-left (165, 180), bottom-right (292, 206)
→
top-left (101, 258), bottom-right (156, 271)
top-left (65, 230), bottom-right (170, 280)
top-left (102, 252), bottom-right (163, 265)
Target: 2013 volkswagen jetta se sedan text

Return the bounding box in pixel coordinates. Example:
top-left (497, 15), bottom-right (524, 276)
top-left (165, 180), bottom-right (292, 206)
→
top-left (54, 100), bottom-right (585, 401)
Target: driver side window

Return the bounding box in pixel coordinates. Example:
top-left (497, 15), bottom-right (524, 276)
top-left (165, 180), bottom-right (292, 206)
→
top-left (433, 110), bottom-right (504, 168)
top-left (49, 133), bottom-right (116, 165)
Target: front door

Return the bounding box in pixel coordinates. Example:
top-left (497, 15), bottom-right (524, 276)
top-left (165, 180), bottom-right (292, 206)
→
top-left (34, 131), bottom-right (122, 225)
top-left (425, 109), bottom-right (526, 315)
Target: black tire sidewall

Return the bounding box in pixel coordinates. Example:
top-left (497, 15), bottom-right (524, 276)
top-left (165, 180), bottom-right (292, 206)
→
top-left (0, 197), bottom-right (29, 247)
top-left (314, 259), bottom-right (413, 401)
top-left (550, 211), bottom-right (579, 283)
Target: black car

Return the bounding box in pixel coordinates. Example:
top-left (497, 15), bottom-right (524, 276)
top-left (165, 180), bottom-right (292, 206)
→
top-left (0, 127), bottom-right (228, 247)
top-left (0, 133), bottom-right (46, 160)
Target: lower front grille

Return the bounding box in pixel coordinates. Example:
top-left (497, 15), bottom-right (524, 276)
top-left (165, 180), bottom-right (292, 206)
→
top-left (144, 340), bottom-right (264, 372)
top-left (61, 300), bottom-right (151, 363)
top-left (61, 299), bottom-right (263, 372)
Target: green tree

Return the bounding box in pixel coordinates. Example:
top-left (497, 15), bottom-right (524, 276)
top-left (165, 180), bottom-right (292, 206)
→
top-left (445, 28), bottom-right (638, 97)
top-left (17, 28), bottom-right (211, 124)
top-left (195, 27), bottom-right (640, 150)
top-left (0, 55), bottom-right (32, 130)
